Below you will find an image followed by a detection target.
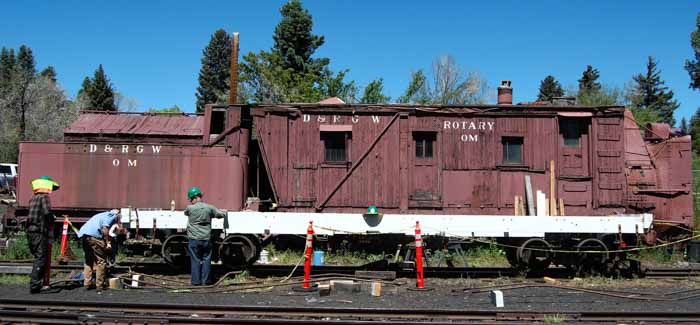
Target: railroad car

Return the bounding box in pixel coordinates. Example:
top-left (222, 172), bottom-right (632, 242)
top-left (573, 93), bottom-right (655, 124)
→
top-left (6, 82), bottom-right (692, 273)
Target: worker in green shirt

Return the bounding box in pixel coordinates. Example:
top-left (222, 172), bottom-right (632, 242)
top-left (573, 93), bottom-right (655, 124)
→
top-left (184, 187), bottom-right (227, 285)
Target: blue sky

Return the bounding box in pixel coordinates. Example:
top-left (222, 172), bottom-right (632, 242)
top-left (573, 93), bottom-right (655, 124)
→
top-left (2, 1), bottom-right (699, 123)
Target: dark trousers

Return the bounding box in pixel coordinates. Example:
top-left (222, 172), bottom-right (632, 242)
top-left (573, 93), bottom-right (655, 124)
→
top-left (27, 232), bottom-right (48, 292)
top-left (187, 239), bottom-right (212, 285)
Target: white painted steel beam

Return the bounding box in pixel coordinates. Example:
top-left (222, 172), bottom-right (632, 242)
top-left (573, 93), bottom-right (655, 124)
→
top-left (120, 209), bottom-right (653, 238)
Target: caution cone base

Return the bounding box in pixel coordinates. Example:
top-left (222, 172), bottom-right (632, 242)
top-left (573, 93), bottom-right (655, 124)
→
top-left (407, 286), bottom-right (434, 292)
top-left (292, 283), bottom-right (318, 292)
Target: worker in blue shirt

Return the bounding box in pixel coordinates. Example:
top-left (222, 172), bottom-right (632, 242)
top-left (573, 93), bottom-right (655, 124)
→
top-left (77, 209), bottom-right (121, 291)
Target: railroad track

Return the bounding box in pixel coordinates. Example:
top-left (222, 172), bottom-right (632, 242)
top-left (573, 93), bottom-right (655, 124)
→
top-left (1, 260), bottom-right (699, 279)
top-left (0, 298), bottom-right (699, 324)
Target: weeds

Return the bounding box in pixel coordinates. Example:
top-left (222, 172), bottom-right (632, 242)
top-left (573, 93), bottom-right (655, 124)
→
top-left (0, 275), bottom-right (29, 285)
top-left (634, 245), bottom-right (685, 267)
top-left (0, 234), bottom-right (31, 260)
top-left (543, 314), bottom-right (566, 324)
top-left (427, 244), bottom-right (509, 267)
top-left (221, 271), bottom-right (251, 285)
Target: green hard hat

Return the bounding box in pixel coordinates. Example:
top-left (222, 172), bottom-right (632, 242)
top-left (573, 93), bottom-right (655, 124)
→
top-left (187, 187), bottom-right (202, 199)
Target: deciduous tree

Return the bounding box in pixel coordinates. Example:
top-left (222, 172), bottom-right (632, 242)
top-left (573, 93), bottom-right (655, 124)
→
top-left (360, 78), bottom-right (390, 104)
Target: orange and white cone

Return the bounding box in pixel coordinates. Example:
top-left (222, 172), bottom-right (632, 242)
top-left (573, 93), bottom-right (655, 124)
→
top-left (59, 216), bottom-right (69, 257)
top-left (414, 221), bottom-right (425, 289)
top-left (293, 221), bottom-right (318, 292)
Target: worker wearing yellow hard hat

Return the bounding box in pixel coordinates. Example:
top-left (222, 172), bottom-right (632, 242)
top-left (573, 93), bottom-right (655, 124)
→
top-left (27, 175), bottom-right (60, 293)
top-left (31, 175), bottom-right (60, 194)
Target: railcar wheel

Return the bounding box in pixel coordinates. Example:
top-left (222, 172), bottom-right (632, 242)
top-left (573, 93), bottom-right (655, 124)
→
top-left (575, 238), bottom-right (609, 276)
top-left (517, 238), bottom-right (553, 273)
top-left (219, 234), bottom-right (260, 269)
top-left (161, 234), bottom-right (189, 269)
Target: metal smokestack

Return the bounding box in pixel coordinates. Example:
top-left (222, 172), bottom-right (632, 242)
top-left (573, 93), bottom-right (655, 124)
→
top-left (229, 32), bottom-right (239, 105)
top-left (497, 80), bottom-right (512, 105)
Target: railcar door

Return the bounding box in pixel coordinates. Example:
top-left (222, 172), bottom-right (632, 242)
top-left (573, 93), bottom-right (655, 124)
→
top-left (558, 117), bottom-right (592, 214)
top-left (409, 131), bottom-right (441, 207)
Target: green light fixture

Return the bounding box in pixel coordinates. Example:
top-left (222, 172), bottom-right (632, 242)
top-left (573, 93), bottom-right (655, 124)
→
top-left (367, 205), bottom-right (378, 214)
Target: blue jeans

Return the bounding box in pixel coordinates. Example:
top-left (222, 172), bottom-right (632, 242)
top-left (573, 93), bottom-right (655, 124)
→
top-left (187, 239), bottom-right (212, 285)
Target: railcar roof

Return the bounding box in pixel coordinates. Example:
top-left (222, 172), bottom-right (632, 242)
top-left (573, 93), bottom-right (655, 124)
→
top-left (244, 103), bottom-right (626, 115)
top-left (64, 111), bottom-right (204, 136)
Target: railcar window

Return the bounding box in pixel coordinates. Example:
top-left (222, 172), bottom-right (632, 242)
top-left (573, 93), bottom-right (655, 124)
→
top-left (413, 132), bottom-right (436, 158)
top-left (210, 110), bottom-right (226, 134)
top-left (322, 132), bottom-right (348, 162)
top-left (560, 119), bottom-right (581, 147)
top-left (502, 137), bottom-right (523, 164)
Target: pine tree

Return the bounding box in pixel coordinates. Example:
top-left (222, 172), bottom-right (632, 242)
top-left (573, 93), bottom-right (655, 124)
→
top-left (240, 0), bottom-right (353, 104)
top-left (537, 75), bottom-right (564, 101)
top-left (40, 66), bottom-right (57, 83)
top-left (0, 47), bottom-right (16, 88)
top-left (686, 12), bottom-right (700, 91)
top-left (690, 107), bottom-right (700, 154)
top-left (78, 65), bottom-right (116, 111)
top-left (629, 56), bottom-right (679, 125)
top-left (77, 77), bottom-right (92, 99)
top-left (360, 78), bottom-right (390, 104)
top-left (195, 29), bottom-right (232, 112)
top-left (681, 117), bottom-right (689, 134)
top-left (16, 45), bottom-right (35, 77)
top-left (272, 0), bottom-right (327, 74)
top-left (578, 65), bottom-right (601, 95)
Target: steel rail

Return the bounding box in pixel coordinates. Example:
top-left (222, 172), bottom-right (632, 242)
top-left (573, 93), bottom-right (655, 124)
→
top-left (1, 299), bottom-right (700, 324)
top-left (1, 260), bottom-right (700, 279)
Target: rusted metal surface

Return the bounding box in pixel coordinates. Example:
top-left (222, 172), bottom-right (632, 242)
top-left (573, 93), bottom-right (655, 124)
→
top-left (16, 143), bottom-right (246, 212)
top-left (13, 101), bottom-right (694, 233)
top-left (64, 112), bottom-right (204, 144)
top-left (16, 106), bottom-right (249, 214)
top-left (251, 103), bottom-right (693, 230)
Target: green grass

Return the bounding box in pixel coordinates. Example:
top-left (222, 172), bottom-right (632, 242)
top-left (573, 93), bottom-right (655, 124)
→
top-left (543, 314), bottom-right (566, 324)
top-left (265, 246), bottom-right (305, 265)
top-left (634, 245), bottom-right (685, 267)
top-left (0, 233), bottom-right (31, 260)
top-left (0, 232), bottom-right (86, 261)
top-left (264, 245), bottom-right (385, 266)
top-left (693, 154), bottom-right (700, 232)
top-left (427, 244), bottom-right (509, 267)
top-left (264, 243), bottom-right (510, 267)
top-left (0, 275), bottom-right (29, 285)
top-left (220, 270), bottom-right (251, 285)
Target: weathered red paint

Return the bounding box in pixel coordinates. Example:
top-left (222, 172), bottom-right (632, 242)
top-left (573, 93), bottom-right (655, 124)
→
top-left (13, 102), bottom-right (694, 234)
top-left (251, 104), bottom-right (693, 231)
top-left (16, 106), bottom-right (249, 214)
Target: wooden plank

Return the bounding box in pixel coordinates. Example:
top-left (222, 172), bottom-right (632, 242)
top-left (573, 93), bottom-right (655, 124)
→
top-left (525, 175), bottom-right (535, 216)
top-left (536, 190), bottom-right (546, 216)
top-left (550, 160), bottom-right (557, 216)
top-left (559, 198), bottom-right (566, 216)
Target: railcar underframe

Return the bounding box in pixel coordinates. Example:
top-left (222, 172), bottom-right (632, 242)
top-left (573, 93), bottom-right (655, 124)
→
top-left (123, 208), bottom-right (653, 273)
